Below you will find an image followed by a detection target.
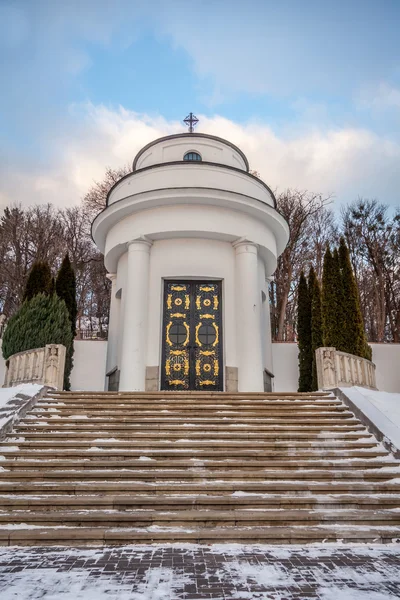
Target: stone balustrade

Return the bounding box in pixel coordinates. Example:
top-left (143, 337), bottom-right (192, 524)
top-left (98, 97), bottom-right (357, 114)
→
top-left (315, 347), bottom-right (377, 391)
top-left (3, 344), bottom-right (66, 390)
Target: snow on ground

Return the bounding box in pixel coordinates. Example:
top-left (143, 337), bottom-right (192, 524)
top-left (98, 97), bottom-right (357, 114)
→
top-left (0, 384), bottom-right (42, 411)
top-left (0, 544), bottom-right (399, 600)
top-left (353, 387), bottom-right (400, 428)
top-left (0, 384), bottom-right (43, 432)
top-left (341, 387), bottom-right (400, 454)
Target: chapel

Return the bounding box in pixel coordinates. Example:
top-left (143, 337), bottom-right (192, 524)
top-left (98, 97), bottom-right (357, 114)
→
top-left (92, 115), bottom-right (289, 392)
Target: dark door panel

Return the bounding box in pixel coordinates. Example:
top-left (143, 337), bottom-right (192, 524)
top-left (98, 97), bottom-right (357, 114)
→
top-left (161, 281), bottom-right (223, 391)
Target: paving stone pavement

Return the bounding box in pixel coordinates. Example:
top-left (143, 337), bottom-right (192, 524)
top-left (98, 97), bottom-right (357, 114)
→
top-left (0, 544), bottom-right (399, 599)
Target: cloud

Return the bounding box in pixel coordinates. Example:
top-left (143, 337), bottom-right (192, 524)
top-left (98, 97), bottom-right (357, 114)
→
top-left (357, 82), bottom-right (400, 112)
top-left (1, 104), bottom-right (399, 212)
top-left (154, 0), bottom-right (400, 100)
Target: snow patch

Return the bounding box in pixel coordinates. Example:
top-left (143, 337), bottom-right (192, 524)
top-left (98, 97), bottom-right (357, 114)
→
top-left (341, 387), bottom-right (400, 454)
top-left (0, 385), bottom-right (42, 410)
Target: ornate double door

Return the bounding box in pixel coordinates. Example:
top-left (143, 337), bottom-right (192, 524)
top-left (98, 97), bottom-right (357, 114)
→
top-left (161, 280), bottom-right (223, 391)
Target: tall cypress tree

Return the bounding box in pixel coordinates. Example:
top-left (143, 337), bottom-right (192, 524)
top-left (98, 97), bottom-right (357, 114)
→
top-left (2, 293), bottom-right (73, 367)
top-left (311, 274), bottom-right (323, 390)
top-left (55, 254), bottom-right (77, 390)
top-left (338, 237), bottom-right (371, 360)
top-left (56, 254), bottom-right (77, 336)
top-left (297, 270), bottom-right (313, 392)
top-left (322, 246), bottom-right (345, 351)
top-left (322, 247), bottom-right (335, 347)
top-left (23, 261), bottom-right (52, 302)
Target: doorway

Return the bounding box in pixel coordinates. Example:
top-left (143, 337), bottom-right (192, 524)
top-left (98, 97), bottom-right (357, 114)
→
top-left (161, 280), bottom-right (223, 391)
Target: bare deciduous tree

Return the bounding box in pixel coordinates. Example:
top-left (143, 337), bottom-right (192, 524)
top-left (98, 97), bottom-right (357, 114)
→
top-left (270, 189), bottom-right (333, 341)
top-left (82, 166), bottom-right (130, 217)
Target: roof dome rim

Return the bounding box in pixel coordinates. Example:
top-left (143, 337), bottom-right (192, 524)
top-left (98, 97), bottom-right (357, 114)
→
top-left (132, 132), bottom-right (250, 172)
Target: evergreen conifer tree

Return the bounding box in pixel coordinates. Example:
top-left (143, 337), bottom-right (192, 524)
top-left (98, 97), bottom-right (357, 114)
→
top-left (55, 254), bottom-right (77, 390)
top-left (308, 266), bottom-right (317, 308)
top-left (297, 270), bottom-right (313, 392)
top-left (56, 254), bottom-right (77, 336)
top-left (322, 246), bottom-right (346, 350)
top-left (311, 274), bottom-right (323, 390)
top-left (2, 294), bottom-right (73, 388)
top-left (338, 237), bottom-right (371, 359)
top-left (23, 261), bottom-right (52, 302)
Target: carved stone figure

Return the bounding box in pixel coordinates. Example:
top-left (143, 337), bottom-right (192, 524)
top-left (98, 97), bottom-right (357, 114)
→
top-left (322, 350), bottom-right (336, 388)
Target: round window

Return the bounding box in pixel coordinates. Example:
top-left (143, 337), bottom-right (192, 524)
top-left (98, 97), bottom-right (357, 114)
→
top-left (198, 324), bottom-right (216, 346)
top-left (169, 323), bottom-right (187, 345)
top-left (183, 152), bottom-right (202, 161)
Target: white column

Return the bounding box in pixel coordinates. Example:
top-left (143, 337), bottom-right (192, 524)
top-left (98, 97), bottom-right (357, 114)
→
top-left (119, 238), bottom-right (152, 391)
top-left (233, 240), bottom-right (264, 391)
top-left (264, 276), bottom-right (274, 374)
top-left (105, 273), bottom-right (120, 382)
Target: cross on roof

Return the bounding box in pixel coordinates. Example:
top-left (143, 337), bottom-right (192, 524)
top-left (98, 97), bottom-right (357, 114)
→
top-left (183, 113), bottom-right (199, 133)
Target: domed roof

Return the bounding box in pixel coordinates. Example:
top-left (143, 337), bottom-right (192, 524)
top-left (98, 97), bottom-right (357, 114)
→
top-left (132, 133), bottom-right (250, 172)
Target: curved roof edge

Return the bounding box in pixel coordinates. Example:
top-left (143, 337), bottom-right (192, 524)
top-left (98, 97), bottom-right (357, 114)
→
top-left (105, 161), bottom-right (277, 208)
top-left (132, 132), bottom-right (250, 172)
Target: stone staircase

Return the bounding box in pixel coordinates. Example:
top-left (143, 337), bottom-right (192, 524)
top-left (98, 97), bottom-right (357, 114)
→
top-left (1, 390), bottom-right (400, 546)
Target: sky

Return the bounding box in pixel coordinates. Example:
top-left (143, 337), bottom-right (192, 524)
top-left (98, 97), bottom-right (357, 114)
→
top-left (0, 0), bottom-right (399, 212)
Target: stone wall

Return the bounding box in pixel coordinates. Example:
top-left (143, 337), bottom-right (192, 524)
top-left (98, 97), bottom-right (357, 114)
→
top-left (315, 347), bottom-right (376, 390)
top-left (3, 344), bottom-right (66, 390)
top-left (0, 339), bottom-right (399, 392)
top-left (272, 342), bottom-right (400, 393)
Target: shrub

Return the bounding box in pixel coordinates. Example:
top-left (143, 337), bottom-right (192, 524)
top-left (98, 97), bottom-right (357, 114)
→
top-left (2, 293), bottom-right (73, 389)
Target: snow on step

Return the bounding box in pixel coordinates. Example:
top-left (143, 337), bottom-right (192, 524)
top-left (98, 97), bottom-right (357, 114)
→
top-left (1, 390), bottom-right (400, 545)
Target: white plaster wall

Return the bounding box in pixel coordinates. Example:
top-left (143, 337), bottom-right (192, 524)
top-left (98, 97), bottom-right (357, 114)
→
top-left (370, 343), bottom-right (400, 393)
top-left (271, 343), bottom-right (299, 392)
top-left (0, 338), bottom-right (399, 393)
top-left (146, 238), bottom-right (237, 371)
top-left (135, 136), bottom-right (247, 171)
top-left (108, 164), bottom-right (272, 206)
top-left (70, 341), bottom-right (107, 391)
top-left (104, 204), bottom-right (279, 276)
top-left (271, 342), bottom-right (400, 393)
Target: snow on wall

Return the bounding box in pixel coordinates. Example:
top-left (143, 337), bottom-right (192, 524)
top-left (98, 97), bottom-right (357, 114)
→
top-left (339, 386), bottom-right (400, 456)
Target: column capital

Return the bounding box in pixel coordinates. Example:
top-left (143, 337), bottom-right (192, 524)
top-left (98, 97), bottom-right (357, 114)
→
top-left (127, 236), bottom-right (153, 252)
top-left (106, 273), bottom-right (117, 283)
top-left (232, 238), bottom-right (258, 254)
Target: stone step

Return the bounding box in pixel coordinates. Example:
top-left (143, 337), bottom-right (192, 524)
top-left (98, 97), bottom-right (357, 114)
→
top-left (2, 480), bottom-right (400, 494)
top-left (1, 468), bottom-right (399, 480)
top-left (2, 493), bottom-right (400, 509)
top-left (16, 422), bottom-right (364, 432)
top-left (23, 410), bottom-right (358, 425)
top-left (47, 391), bottom-right (331, 398)
top-left (27, 413), bottom-right (355, 422)
top-left (44, 398), bottom-right (338, 406)
top-left (34, 399), bottom-right (349, 414)
top-left (1, 439), bottom-right (378, 448)
top-left (1, 458), bottom-right (396, 469)
top-left (1, 525), bottom-right (398, 546)
top-left (2, 389), bottom-right (398, 547)
top-left (11, 431), bottom-right (371, 440)
top-left (0, 508), bottom-right (399, 528)
top-left (34, 400), bottom-right (348, 408)
top-left (0, 448), bottom-right (388, 458)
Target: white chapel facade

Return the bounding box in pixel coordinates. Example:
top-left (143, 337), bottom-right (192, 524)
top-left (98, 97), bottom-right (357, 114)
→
top-left (92, 123), bottom-right (289, 392)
